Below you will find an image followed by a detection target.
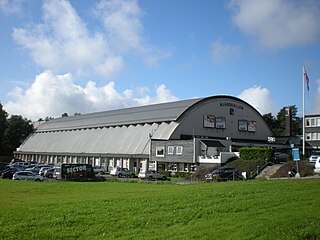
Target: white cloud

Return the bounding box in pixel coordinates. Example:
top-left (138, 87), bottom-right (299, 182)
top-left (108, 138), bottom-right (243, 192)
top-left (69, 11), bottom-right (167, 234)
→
top-left (0, 0), bottom-right (21, 14)
top-left (312, 79), bottom-right (320, 113)
top-left (211, 40), bottom-right (240, 64)
top-left (230, 0), bottom-right (320, 50)
top-left (237, 86), bottom-right (273, 114)
top-left (12, 0), bottom-right (169, 78)
top-left (4, 71), bottom-right (178, 120)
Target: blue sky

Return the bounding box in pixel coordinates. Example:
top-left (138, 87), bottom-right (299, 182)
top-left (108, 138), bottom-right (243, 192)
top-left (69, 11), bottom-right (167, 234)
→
top-left (1, 0), bottom-right (320, 120)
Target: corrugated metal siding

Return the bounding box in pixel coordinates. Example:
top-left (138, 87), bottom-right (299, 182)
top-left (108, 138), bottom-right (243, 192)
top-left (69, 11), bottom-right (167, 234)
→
top-left (19, 122), bottom-right (176, 156)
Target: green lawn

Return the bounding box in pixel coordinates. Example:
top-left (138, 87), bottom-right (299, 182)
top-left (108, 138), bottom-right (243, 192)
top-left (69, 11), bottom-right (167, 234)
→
top-left (0, 179), bottom-right (319, 239)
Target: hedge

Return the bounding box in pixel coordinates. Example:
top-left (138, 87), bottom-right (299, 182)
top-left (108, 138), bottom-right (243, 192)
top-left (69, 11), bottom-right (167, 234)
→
top-left (239, 147), bottom-right (273, 161)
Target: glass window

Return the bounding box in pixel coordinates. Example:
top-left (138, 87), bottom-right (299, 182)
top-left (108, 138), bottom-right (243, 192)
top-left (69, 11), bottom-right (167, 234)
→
top-left (306, 133), bottom-right (311, 140)
top-left (306, 119), bottom-right (310, 126)
top-left (156, 146), bottom-right (165, 157)
top-left (311, 118), bottom-right (315, 127)
top-left (317, 118), bottom-right (320, 127)
top-left (176, 146), bottom-right (183, 155)
top-left (312, 132), bottom-right (317, 140)
top-left (167, 146), bottom-right (174, 155)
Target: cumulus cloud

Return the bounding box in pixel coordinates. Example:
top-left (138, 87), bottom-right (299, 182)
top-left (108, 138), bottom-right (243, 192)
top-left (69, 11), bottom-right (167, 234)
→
top-left (4, 71), bottom-right (178, 120)
top-left (230, 0), bottom-right (320, 50)
top-left (211, 40), bottom-right (241, 64)
top-left (0, 0), bottom-right (21, 14)
top-left (12, 0), bottom-right (169, 78)
top-left (237, 86), bottom-right (273, 114)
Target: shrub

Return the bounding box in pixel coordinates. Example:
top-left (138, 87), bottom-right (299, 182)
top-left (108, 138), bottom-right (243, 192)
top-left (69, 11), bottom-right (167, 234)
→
top-left (239, 147), bottom-right (273, 161)
top-left (159, 170), bottom-right (172, 177)
top-left (190, 166), bottom-right (215, 181)
top-left (173, 171), bottom-right (192, 179)
top-left (225, 159), bottom-right (267, 178)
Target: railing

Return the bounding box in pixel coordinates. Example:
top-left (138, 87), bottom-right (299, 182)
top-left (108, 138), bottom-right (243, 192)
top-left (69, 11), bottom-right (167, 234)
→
top-left (248, 160), bottom-right (269, 179)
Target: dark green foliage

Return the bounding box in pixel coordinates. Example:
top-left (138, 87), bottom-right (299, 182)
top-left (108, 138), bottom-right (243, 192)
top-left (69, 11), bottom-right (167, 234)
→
top-left (0, 104), bottom-right (33, 156)
top-left (225, 159), bottom-right (267, 177)
top-left (159, 170), bottom-right (172, 177)
top-left (239, 147), bottom-right (273, 161)
top-left (263, 105), bottom-right (302, 136)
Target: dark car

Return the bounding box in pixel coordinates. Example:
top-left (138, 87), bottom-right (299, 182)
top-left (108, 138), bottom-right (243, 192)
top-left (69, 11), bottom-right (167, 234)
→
top-left (205, 167), bottom-right (243, 182)
top-left (1, 168), bottom-right (19, 179)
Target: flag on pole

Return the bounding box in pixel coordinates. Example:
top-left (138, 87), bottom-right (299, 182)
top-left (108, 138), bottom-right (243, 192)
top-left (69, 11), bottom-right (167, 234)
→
top-left (303, 67), bottom-right (310, 91)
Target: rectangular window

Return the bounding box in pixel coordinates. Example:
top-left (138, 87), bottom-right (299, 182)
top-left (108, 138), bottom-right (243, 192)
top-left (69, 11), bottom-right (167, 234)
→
top-left (306, 119), bottom-right (311, 127)
top-left (311, 118), bottom-right (316, 127)
top-left (167, 146), bottom-right (174, 155)
top-left (156, 146), bottom-right (165, 157)
top-left (317, 118), bottom-right (320, 127)
top-left (230, 108), bottom-right (234, 115)
top-left (176, 146), bottom-right (183, 155)
top-left (306, 133), bottom-right (311, 140)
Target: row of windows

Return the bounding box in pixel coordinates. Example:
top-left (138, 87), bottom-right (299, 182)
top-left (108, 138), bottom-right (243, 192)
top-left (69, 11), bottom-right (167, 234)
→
top-left (156, 146), bottom-right (183, 157)
top-left (306, 132), bottom-right (320, 141)
top-left (306, 118), bottom-right (320, 127)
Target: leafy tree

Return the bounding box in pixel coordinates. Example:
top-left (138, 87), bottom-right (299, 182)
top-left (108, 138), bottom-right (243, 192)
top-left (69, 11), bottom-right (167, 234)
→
top-left (263, 105), bottom-right (301, 136)
top-left (3, 115), bottom-right (34, 155)
top-left (0, 103), bottom-right (8, 154)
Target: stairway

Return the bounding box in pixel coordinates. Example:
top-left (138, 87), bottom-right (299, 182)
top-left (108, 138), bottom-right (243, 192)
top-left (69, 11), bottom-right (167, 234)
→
top-left (256, 164), bottom-right (284, 179)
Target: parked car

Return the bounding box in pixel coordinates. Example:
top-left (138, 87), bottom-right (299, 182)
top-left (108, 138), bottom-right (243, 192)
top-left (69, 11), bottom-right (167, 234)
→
top-left (138, 170), bottom-right (167, 181)
top-left (44, 168), bottom-right (55, 178)
top-left (314, 158), bottom-right (320, 173)
top-left (309, 154), bottom-right (320, 165)
top-left (39, 166), bottom-right (52, 176)
top-left (12, 171), bottom-right (44, 181)
top-left (273, 152), bottom-right (288, 163)
top-left (93, 166), bottom-right (106, 174)
top-left (25, 164), bottom-right (50, 174)
top-left (205, 167), bottom-right (243, 182)
top-left (110, 167), bottom-right (135, 178)
top-left (53, 167), bottom-right (61, 179)
top-left (1, 168), bottom-right (19, 179)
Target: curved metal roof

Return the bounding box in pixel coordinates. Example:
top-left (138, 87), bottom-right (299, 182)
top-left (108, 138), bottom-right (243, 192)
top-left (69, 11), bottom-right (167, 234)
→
top-left (36, 98), bottom-right (203, 132)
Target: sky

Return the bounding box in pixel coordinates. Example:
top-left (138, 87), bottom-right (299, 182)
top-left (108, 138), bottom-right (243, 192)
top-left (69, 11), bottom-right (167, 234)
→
top-left (0, 0), bottom-right (320, 121)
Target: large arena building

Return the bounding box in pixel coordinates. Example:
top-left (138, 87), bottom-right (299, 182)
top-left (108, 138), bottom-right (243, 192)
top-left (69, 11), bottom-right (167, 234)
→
top-left (15, 95), bottom-right (273, 173)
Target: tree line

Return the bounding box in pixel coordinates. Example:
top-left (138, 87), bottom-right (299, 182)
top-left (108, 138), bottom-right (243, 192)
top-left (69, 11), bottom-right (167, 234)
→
top-left (0, 103), bottom-right (34, 157)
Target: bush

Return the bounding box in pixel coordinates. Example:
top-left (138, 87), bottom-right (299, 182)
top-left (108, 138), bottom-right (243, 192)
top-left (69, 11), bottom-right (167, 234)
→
top-left (239, 147), bottom-right (273, 161)
top-left (190, 166), bottom-right (215, 181)
top-left (272, 161), bottom-right (314, 178)
top-left (225, 159), bottom-right (267, 178)
top-left (172, 171), bottom-right (192, 179)
top-left (159, 170), bottom-right (172, 177)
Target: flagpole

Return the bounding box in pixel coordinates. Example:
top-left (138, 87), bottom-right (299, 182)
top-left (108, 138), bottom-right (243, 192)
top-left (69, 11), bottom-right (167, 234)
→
top-left (302, 66), bottom-right (305, 156)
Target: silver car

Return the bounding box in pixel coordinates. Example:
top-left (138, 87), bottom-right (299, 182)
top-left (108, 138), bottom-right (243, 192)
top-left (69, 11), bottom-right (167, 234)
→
top-left (138, 170), bottom-right (167, 181)
top-left (110, 167), bottom-right (135, 178)
top-left (12, 171), bottom-right (44, 181)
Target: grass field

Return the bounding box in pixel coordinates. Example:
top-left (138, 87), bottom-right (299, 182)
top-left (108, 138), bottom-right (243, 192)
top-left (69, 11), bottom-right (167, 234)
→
top-left (0, 179), bottom-right (319, 240)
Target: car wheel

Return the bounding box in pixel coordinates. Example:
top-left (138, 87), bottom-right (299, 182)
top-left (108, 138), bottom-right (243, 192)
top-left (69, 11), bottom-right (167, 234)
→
top-left (148, 176), bottom-right (153, 181)
top-left (35, 179), bottom-right (41, 182)
top-left (118, 173), bottom-right (122, 178)
top-left (130, 174), bottom-right (135, 178)
top-left (48, 174), bottom-right (53, 178)
top-left (162, 176), bottom-right (167, 181)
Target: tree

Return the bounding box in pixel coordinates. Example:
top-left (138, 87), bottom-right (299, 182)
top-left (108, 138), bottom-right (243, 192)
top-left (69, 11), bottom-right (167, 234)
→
top-left (3, 115), bottom-right (34, 155)
top-left (263, 105), bottom-right (302, 137)
top-left (0, 103), bottom-right (8, 154)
